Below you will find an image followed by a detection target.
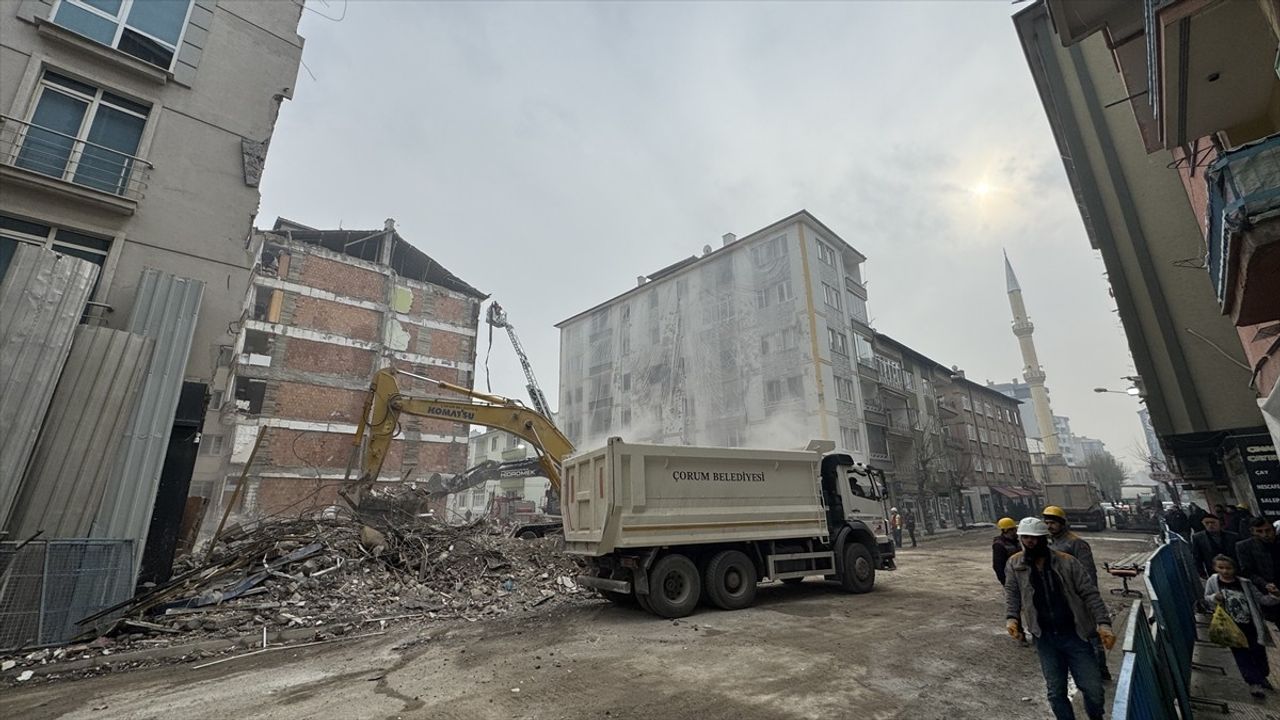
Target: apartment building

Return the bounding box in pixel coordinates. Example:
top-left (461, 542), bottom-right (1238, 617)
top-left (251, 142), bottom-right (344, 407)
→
top-left (1, 0), bottom-right (304, 385)
top-left (556, 210), bottom-right (872, 460)
top-left (941, 371), bottom-right (1037, 523)
top-left (1015, 1), bottom-right (1275, 511)
top-left (192, 218), bottom-right (486, 518)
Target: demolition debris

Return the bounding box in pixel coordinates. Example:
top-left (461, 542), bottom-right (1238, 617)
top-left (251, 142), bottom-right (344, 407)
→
top-left (2, 515), bottom-right (588, 677)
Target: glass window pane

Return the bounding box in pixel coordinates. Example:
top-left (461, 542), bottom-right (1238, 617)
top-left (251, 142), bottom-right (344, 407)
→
top-left (74, 105), bottom-right (145, 194)
top-left (54, 2), bottom-right (120, 45)
top-left (18, 90), bottom-right (88, 178)
top-left (55, 229), bottom-right (112, 253)
top-left (125, 0), bottom-right (189, 45)
top-left (0, 214), bottom-right (53, 238)
top-left (117, 28), bottom-right (176, 67)
top-left (0, 237), bottom-right (19, 284)
top-left (81, 0), bottom-right (124, 15)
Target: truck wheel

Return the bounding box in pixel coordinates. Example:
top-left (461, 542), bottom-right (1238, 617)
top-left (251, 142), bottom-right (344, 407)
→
top-left (704, 550), bottom-right (757, 611)
top-left (646, 554), bottom-right (701, 618)
top-left (840, 543), bottom-right (875, 594)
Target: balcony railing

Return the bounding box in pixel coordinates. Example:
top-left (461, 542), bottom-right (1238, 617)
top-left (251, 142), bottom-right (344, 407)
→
top-left (1206, 131), bottom-right (1280, 323)
top-left (0, 115), bottom-right (151, 202)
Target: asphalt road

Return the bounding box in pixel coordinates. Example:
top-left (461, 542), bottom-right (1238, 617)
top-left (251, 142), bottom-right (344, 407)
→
top-left (5, 530), bottom-right (1153, 720)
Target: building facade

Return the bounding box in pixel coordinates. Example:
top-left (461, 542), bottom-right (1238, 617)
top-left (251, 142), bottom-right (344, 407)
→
top-left (1015, 1), bottom-right (1276, 513)
top-left (1, 0), bottom-right (304, 386)
top-left (556, 211), bottom-right (872, 460)
top-left (445, 427), bottom-right (554, 523)
top-left (191, 218), bottom-right (486, 518)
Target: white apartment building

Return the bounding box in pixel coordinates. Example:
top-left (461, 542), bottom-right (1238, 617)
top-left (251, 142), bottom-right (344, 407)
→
top-left (445, 427), bottom-right (552, 522)
top-left (556, 210), bottom-right (872, 458)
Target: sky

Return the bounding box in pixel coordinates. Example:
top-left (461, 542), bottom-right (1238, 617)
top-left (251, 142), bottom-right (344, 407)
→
top-left (258, 0), bottom-right (1151, 472)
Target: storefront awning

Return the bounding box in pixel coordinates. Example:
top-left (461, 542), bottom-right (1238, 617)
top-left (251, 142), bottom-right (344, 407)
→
top-left (991, 486), bottom-right (1021, 499)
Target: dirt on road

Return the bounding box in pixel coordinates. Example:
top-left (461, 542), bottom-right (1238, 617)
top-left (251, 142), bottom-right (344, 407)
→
top-left (4, 530), bottom-right (1152, 720)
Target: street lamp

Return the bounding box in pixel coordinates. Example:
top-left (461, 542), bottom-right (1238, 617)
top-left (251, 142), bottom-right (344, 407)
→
top-left (1093, 387), bottom-right (1141, 396)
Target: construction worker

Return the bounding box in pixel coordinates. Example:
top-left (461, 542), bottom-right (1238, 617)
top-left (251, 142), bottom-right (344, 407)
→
top-left (890, 508), bottom-right (903, 548)
top-left (1005, 517), bottom-right (1114, 720)
top-left (992, 517), bottom-right (1020, 585)
top-left (1043, 505), bottom-right (1107, 682)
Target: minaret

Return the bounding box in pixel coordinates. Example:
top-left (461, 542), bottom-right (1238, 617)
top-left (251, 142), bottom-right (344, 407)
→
top-left (1005, 251), bottom-right (1062, 457)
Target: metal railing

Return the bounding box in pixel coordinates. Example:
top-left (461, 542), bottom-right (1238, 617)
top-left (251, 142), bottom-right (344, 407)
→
top-left (0, 115), bottom-right (151, 201)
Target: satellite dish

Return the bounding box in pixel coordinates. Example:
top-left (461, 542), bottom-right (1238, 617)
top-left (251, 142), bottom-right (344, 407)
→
top-left (702, 244), bottom-right (713, 255)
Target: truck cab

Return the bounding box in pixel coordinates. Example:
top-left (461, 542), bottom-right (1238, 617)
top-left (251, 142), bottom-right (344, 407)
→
top-left (819, 452), bottom-right (896, 571)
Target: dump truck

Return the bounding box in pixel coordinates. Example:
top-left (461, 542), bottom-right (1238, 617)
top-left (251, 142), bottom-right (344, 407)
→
top-left (568, 438), bottom-right (895, 618)
top-left (1044, 482), bottom-right (1106, 532)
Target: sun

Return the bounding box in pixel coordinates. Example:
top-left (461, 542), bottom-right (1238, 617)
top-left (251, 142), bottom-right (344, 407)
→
top-left (971, 181), bottom-right (994, 198)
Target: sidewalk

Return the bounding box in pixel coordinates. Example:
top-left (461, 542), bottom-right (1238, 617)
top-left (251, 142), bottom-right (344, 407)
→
top-left (1187, 616), bottom-right (1280, 717)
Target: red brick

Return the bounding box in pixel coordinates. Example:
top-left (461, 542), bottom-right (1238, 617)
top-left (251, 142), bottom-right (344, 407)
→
top-left (291, 296), bottom-right (380, 342)
top-left (433, 294), bottom-right (474, 325)
top-left (272, 381), bottom-right (366, 423)
top-left (257, 477), bottom-right (345, 516)
top-left (297, 253), bottom-right (385, 303)
top-left (429, 329), bottom-right (472, 363)
top-left (264, 428), bottom-right (352, 469)
top-left (283, 337), bottom-right (375, 376)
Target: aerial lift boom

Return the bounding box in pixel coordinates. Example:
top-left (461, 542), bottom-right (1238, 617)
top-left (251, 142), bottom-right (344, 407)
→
top-left (485, 302), bottom-right (553, 420)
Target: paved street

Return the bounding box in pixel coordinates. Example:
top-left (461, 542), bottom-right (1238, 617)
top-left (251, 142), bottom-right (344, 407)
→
top-left (5, 531), bottom-right (1166, 720)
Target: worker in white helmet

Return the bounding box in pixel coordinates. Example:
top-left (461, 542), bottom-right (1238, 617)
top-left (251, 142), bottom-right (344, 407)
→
top-left (1005, 517), bottom-right (1114, 720)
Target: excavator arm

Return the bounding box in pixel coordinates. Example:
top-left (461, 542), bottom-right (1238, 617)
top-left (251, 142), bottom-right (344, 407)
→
top-left (427, 457), bottom-right (544, 498)
top-left (349, 368), bottom-right (573, 504)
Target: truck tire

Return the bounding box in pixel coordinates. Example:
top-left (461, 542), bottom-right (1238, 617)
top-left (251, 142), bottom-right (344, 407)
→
top-left (704, 550), bottom-right (757, 611)
top-left (840, 543), bottom-right (875, 594)
top-left (646, 553), bottom-right (701, 618)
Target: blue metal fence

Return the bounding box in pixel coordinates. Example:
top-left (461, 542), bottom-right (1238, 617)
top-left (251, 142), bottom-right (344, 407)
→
top-left (1112, 533), bottom-right (1204, 719)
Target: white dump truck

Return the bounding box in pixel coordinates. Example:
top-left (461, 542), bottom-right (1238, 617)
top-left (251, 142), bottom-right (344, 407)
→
top-left (567, 438), bottom-right (896, 618)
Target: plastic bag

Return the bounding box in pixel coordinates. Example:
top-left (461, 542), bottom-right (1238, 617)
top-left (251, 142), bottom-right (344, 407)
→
top-left (1209, 604), bottom-right (1249, 649)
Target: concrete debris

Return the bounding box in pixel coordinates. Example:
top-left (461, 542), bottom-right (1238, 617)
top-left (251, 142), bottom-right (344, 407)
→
top-left (1, 515), bottom-right (586, 679)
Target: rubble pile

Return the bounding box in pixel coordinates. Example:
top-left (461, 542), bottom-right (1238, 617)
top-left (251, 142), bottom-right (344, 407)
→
top-left (4, 515), bottom-right (588, 674)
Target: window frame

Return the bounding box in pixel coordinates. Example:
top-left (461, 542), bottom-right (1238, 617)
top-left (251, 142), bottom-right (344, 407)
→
top-left (50, 0), bottom-right (195, 72)
top-left (822, 282), bottom-right (841, 310)
top-left (827, 328), bottom-right (849, 356)
top-left (0, 213), bottom-right (113, 297)
top-left (816, 241), bottom-right (836, 266)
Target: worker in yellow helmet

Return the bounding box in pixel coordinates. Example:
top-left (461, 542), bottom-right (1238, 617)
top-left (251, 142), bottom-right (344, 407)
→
top-left (1043, 505), bottom-right (1107, 683)
top-left (993, 517), bottom-right (1020, 585)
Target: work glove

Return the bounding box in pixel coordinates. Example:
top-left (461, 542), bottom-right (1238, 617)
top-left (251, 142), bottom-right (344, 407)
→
top-left (1006, 619), bottom-right (1023, 640)
top-left (1097, 625), bottom-right (1116, 651)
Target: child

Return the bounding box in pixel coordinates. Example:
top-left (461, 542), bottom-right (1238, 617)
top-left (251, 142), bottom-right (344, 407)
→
top-left (1205, 554), bottom-right (1279, 698)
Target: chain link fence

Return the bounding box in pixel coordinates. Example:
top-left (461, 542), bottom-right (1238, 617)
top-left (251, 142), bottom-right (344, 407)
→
top-left (0, 539), bottom-right (134, 650)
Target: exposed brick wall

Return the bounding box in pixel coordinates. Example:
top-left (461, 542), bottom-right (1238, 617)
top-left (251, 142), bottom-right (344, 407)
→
top-left (432, 294), bottom-right (475, 325)
top-left (385, 438), bottom-right (466, 476)
top-left (272, 381), bottom-right (366, 423)
top-left (257, 476), bottom-right (345, 516)
top-left (263, 428), bottom-right (351, 470)
top-left (282, 336), bottom-right (375, 377)
top-left (429, 329), bottom-right (471, 364)
top-left (295, 253), bottom-right (385, 303)
top-left (291, 295), bottom-right (380, 342)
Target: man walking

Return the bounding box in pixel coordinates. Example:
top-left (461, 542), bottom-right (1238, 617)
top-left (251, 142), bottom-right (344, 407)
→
top-left (992, 517), bottom-right (1020, 585)
top-left (1191, 514), bottom-right (1240, 578)
top-left (1005, 517), bottom-right (1114, 720)
top-left (890, 508), bottom-right (903, 549)
top-left (1237, 517), bottom-right (1280, 598)
top-left (1043, 505), bottom-right (1106, 681)
top-left (905, 509), bottom-right (918, 548)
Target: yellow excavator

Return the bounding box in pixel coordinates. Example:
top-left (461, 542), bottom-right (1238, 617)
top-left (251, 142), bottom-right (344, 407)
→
top-left (345, 366), bottom-right (574, 536)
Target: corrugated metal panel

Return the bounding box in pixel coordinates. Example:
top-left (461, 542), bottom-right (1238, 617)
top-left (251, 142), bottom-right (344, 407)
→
top-left (0, 244), bottom-right (98, 531)
top-left (9, 327), bottom-right (154, 539)
top-left (93, 270), bottom-right (203, 573)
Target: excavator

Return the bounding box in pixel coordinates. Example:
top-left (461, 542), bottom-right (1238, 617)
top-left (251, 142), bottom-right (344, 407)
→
top-left (345, 366), bottom-right (573, 537)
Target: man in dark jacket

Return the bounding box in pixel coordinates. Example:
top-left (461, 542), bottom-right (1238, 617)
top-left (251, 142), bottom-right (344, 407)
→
top-left (1237, 517), bottom-right (1280, 598)
top-left (993, 517), bottom-right (1021, 585)
top-left (905, 510), bottom-right (918, 548)
top-left (1164, 505), bottom-right (1191, 541)
top-left (1191, 514), bottom-right (1240, 578)
top-left (1005, 517), bottom-right (1114, 720)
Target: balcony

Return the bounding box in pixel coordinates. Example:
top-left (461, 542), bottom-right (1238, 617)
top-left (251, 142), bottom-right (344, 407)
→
top-left (0, 115), bottom-right (150, 214)
top-left (1206, 132), bottom-right (1280, 325)
top-left (844, 275), bottom-right (867, 299)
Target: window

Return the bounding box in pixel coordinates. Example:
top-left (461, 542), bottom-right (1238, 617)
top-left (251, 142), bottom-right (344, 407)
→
top-left (621, 408), bottom-right (632, 428)
top-left (751, 235), bottom-right (787, 265)
top-left (960, 395), bottom-right (972, 411)
top-left (52, 0), bottom-right (193, 69)
top-left (622, 373), bottom-right (631, 391)
top-left (755, 288), bottom-right (770, 310)
top-left (490, 436), bottom-right (499, 451)
top-left (17, 72), bottom-right (149, 196)
top-left (835, 377), bottom-right (855, 402)
top-left (776, 279), bottom-right (794, 303)
top-left (765, 379), bottom-right (783, 404)
top-left (817, 241), bottom-right (836, 266)
top-left (984, 402), bottom-right (993, 417)
top-left (847, 294), bottom-right (868, 323)
top-left (620, 331), bottom-right (631, 356)
top-left (978, 428), bottom-right (989, 443)
top-left (985, 457), bottom-right (994, 472)
top-left (828, 328), bottom-right (848, 356)
top-left (854, 333), bottom-right (875, 366)
top-left (904, 371), bottom-right (915, 392)
top-left (973, 456), bottom-right (982, 472)
top-left (202, 435), bottom-right (224, 455)
top-left (841, 425), bottom-right (862, 452)
top-left (620, 304), bottom-right (630, 323)
top-left (0, 214), bottom-right (112, 296)
top-left (786, 375), bottom-right (803, 399)
top-left (966, 425), bottom-right (977, 441)
top-left (822, 283), bottom-right (841, 310)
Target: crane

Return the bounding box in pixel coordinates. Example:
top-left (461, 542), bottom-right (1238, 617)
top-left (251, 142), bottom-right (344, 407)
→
top-left (485, 302), bottom-right (553, 420)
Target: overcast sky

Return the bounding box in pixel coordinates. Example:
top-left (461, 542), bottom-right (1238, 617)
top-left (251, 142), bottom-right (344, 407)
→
top-left (258, 0), bottom-right (1150, 472)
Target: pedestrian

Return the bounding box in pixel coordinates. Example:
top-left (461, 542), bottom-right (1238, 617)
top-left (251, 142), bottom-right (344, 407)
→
top-left (1192, 514), bottom-right (1241, 578)
top-left (889, 508), bottom-right (903, 549)
top-left (1237, 517), bottom-right (1280, 604)
top-left (905, 510), bottom-right (918, 548)
top-left (1005, 517), bottom-right (1114, 720)
top-left (992, 517), bottom-right (1020, 585)
top-left (1205, 554), bottom-right (1279, 698)
top-left (1188, 503), bottom-right (1207, 534)
top-left (1043, 505), bottom-right (1107, 681)
top-left (1164, 504), bottom-right (1191, 541)
top-left (1233, 504), bottom-right (1254, 536)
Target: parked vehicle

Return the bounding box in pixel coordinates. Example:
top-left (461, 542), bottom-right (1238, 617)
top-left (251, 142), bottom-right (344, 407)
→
top-left (1044, 483), bottom-right (1106, 531)
top-left (569, 438), bottom-right (895, 618)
